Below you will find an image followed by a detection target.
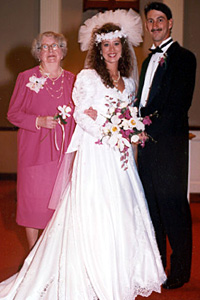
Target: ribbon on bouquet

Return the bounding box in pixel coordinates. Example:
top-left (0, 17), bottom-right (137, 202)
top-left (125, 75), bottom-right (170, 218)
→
top-left (54, 119), bottom-right (66, 163)
top-left (40, 120), bottom-right (66, 163)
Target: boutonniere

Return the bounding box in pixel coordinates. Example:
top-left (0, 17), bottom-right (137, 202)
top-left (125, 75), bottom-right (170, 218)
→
top-left (159, 53), bottom-right (168, 68)
top-left (26, 75), bottom-right (47, 93)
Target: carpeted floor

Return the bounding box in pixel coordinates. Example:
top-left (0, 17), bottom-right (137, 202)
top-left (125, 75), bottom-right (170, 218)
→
top-left (0, 180), bottom-right (200, 299)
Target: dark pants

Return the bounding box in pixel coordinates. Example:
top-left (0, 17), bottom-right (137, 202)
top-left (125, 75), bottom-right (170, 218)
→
top-left (138, 144), bottom-right (192, 282)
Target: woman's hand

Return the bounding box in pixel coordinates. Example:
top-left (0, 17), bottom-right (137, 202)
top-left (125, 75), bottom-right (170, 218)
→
top-left (36, 116), bottom-right (58, 129)
top-left (84, 107), bottom-right (98, 121)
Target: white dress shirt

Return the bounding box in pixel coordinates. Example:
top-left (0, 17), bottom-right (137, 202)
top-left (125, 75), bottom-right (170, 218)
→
top-left (139, 37), bottom-right (173, 111)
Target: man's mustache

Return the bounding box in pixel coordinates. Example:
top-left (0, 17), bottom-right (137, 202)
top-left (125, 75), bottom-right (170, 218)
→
top-left (151, 28), bottom-right (162, 32)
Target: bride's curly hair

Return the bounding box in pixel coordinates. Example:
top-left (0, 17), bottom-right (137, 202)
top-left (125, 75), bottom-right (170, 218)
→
top-left (86, 23), bottom-right (134, 88)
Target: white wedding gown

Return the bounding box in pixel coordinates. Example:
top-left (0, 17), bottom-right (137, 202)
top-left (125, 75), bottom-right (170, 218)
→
top-left (0, 69), bottom-right (166, 299)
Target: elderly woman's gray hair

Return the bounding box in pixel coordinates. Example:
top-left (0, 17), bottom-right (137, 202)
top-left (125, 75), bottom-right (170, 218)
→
top-left (31, 31), bottom-right (67, 61)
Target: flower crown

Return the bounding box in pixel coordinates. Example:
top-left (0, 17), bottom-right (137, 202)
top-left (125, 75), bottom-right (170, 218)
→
top-left (95, 29), bottom-right (127, 44)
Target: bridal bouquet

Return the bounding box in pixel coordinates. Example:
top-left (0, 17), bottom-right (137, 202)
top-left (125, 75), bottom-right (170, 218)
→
top-left (96, 96), bottom-right (153, 170)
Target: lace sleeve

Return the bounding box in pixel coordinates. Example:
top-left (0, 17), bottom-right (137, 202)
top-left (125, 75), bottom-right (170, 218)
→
top-left (72, 69), bottom-right (102, 139)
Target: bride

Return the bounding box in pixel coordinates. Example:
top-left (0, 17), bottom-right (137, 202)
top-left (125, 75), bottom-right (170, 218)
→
top-left (0, 9), bottom-right (166, 299)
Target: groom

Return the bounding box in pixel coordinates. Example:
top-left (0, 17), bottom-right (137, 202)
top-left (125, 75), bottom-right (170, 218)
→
top-left (135, 2), bottom-right (196, 289)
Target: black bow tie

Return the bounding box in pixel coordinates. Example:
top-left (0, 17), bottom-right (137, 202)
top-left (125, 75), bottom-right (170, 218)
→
top-left (149, 46), bottom-right (163, 54)
top-left (149, 38), bottom-right (173, 54)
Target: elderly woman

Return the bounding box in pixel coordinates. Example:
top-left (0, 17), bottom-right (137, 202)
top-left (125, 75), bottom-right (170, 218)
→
top-left (7, 31), bottom-right (76, 249)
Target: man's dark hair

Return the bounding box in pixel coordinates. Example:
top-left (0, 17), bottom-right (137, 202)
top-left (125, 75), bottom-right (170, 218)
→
top-left (144, 2), bottom-right (172, 20)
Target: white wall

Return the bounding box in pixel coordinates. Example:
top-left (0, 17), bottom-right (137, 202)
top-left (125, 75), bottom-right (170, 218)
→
top-left (189, 131), bottom-right (200, 193)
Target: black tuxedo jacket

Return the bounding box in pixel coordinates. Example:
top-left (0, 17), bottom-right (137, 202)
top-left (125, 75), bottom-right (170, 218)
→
top-left (136, 42), bottom-right (196, 193)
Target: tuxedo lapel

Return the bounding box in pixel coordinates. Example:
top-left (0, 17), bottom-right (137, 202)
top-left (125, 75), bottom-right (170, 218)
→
top-left (147, 60), bottom-right (168, 105)
top-left (146, 42), bottom-right (178, 106)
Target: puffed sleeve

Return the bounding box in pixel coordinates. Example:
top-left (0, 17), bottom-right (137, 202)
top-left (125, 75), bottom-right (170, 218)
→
top-left (7, 72), bottom-right (38, 132)
top-left (72, 69), bottom-right (102, 139)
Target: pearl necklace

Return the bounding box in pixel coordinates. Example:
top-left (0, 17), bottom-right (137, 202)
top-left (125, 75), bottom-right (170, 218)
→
top-left (112, 71), bottom-right (120, 87)
top-left (49, 68), bottom-right (63, 85)
top-left (39, 65), bottom-right (64, 99)
top-left (39, 65), bottom-right (63, 83)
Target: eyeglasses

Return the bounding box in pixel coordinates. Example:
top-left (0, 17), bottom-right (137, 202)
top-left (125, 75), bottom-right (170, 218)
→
top-left (40, 43), bottom-right (59, 51)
